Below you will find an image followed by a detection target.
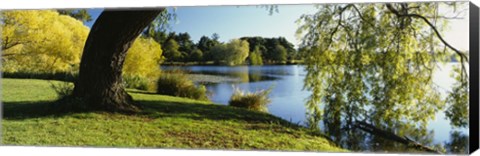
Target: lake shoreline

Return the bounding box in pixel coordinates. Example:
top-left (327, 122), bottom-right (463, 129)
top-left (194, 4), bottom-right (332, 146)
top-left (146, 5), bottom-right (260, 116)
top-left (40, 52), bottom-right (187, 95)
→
top-left (186, 73), bottom-right (241, 84)
top-left (160, 64), bottom-right (469, 154)
top-left (161, 60), bottom-right (305, 66)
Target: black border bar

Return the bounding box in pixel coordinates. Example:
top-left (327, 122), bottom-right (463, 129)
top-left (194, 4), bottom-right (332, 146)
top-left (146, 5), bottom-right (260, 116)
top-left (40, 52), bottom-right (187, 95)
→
top-left (470, 1), bottom-right (479, 154)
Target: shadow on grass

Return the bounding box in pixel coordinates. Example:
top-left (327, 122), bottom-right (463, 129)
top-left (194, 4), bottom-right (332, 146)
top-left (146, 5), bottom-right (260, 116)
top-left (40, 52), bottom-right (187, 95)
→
top-left (138, 99), bottom-right (292, 125)
top-left (2, 93), bottom-right (301, 129)
top-left (137, 99), bottom-right (331, 137)
top-left (2, 101), bottom-right (69, 119)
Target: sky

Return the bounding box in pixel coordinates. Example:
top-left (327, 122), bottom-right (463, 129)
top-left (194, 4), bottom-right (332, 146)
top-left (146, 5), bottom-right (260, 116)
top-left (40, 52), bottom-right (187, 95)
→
top-left (85, 3), bottom-right (469, 51)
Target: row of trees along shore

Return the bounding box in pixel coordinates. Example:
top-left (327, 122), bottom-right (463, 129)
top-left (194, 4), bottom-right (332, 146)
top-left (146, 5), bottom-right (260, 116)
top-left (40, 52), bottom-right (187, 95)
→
top-left (152, 31), bottom-right (301, 65)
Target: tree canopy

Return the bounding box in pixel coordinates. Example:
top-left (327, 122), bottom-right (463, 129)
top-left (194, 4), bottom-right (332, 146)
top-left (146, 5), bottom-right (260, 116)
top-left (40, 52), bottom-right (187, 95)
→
top-left (241, 36), bottom-right (297, 63)
top-left (1, 10), bottom-right (89, 73)
top-left (249, 46), bottom-right (264, 65)
top-left (210, 39), bottom-right (250, 66)
top-left (1, 10), bottom-right (163, 86)
top-left (152, 31), bottom-right (298, 64)
top-left (162, 39), bottom-right (182, 61)
top-left (296, 2), bottom-right (469, 142)
top-left (224, 39), bottom-right (250, 66)
top-left (123, 37), bottom-right (163, 83)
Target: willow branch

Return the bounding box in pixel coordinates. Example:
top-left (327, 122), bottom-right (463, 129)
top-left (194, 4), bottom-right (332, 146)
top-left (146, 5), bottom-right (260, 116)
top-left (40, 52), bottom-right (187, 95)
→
top-left (325, 5), bottom-right (351, 51)
top-left (352, 5), bottom-right (377, 29)
top-left (2, 41), bottom-right (23, 51)
top-left (386, 3), bottom-right (469, 63)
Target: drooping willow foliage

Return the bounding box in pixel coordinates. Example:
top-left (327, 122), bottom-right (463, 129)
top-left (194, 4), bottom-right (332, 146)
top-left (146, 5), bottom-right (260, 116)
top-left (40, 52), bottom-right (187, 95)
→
top-left (296, 2), bottom-right (469, 139)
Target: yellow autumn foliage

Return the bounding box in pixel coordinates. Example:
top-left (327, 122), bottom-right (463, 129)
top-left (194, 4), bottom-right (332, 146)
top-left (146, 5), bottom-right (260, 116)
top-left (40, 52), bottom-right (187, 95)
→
top-left (1, 10), bottom-right (89, 73)
top-left (1, 10), bottom-right (163, 90)
top-left (123, 37), bottom-right (163, 90)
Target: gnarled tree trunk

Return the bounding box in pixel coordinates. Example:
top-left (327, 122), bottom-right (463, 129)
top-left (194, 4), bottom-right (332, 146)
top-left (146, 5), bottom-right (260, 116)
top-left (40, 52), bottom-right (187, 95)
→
top-left (72, 9), bottom-right (162, 113)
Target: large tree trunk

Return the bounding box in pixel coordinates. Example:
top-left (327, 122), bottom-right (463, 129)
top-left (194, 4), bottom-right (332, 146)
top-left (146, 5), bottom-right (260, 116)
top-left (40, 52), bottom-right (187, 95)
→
top-left (72, 9), bottom-right (162, 113)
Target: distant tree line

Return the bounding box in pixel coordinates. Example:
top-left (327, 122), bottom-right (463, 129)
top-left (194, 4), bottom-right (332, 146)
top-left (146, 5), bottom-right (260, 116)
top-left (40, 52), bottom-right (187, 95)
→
top-left (151, 31), bottom-right (301, 65)
top-left (57, 9), bottom-right (93, 23)
top-left (240, 36), bottom-right (298, 64)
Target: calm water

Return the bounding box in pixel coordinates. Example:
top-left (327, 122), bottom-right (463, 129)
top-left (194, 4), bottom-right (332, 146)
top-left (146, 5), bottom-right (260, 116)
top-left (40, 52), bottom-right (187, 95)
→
top-left (162, 64), bottom-right (469, 153)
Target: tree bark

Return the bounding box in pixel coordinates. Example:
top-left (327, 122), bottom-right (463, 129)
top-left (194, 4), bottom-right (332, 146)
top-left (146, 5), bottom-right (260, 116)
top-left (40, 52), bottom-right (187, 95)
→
top-left (72, 9), bottom-right (162, 113)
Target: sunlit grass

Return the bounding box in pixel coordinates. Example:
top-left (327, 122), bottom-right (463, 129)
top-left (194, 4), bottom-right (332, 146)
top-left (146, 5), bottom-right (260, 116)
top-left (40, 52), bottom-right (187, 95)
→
top-left (2, 78), bottom-right (346, 152)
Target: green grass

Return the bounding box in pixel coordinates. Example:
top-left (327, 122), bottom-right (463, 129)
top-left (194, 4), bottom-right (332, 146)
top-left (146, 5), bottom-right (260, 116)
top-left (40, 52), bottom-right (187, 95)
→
top-left (2, 78), bottom-right (347, 152)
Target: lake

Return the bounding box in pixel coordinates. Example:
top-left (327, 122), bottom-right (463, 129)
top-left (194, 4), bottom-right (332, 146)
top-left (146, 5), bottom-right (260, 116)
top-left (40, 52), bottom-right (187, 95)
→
top-left (162, 64), bottom-right (469, 153)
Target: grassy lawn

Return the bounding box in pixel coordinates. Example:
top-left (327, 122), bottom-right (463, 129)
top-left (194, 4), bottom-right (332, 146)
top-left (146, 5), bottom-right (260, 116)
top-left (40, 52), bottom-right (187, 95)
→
top-left (2, 78), bottom-right (346, 152)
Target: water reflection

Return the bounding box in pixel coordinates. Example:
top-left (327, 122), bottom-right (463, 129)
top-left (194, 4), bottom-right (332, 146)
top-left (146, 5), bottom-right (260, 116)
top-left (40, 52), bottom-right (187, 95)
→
top-left (161, 64), bottom-right (469, 154)
top-left (163, 65), bottom-right (279, 83)
top-left (444, 131), bottom-right (469, 154)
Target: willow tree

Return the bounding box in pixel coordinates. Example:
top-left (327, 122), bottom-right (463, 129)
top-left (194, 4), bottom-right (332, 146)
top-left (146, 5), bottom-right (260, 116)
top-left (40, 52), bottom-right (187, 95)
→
top-left (297, 2), bottom-right (469, 139)
top-left (210, 39), bottom-right (250, 66)
top-left (1, 10), bottom-right (89, 73)
top-left (71, 9), bottom-right (163, 112)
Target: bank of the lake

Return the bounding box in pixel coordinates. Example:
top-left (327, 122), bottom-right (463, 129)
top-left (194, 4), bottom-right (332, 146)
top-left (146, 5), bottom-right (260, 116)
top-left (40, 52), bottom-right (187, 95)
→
top-left (2, 78), bottom-right (347, 152)
top-left (162, 64), bottom-right (469, 154)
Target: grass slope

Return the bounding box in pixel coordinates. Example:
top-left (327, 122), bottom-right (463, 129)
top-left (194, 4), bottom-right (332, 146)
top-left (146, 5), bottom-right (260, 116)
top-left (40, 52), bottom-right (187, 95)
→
top-left (2, 78), bottom-right (346, 152)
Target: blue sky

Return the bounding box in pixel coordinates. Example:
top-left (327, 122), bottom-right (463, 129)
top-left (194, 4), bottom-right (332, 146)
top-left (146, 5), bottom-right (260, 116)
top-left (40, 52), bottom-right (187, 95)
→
top-left (85, 4), bottom-right (469, 51)
top-left (163, 5), bottom-right (317, 45)
top-left (86, 5), bottom-right (317, 48)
